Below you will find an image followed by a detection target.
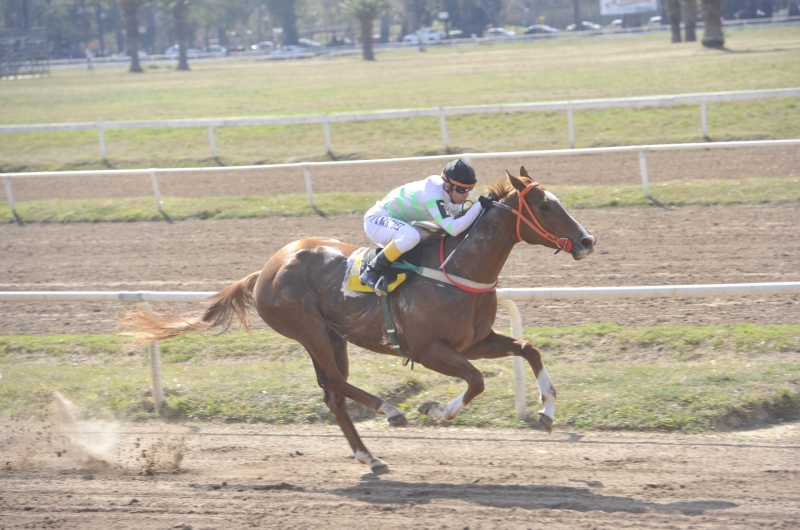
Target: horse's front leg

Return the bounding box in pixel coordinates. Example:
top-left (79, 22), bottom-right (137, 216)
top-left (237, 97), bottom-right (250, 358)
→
top-left (463, 330), bottom-right (557, 433)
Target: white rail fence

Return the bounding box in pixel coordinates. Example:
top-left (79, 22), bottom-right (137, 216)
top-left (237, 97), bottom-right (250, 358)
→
top-left (1, 88), bottom-right (798, 161)
top-left (3, 138), bottom-right (799, 217)
top-left (4, 281), bottom-right (800, 418)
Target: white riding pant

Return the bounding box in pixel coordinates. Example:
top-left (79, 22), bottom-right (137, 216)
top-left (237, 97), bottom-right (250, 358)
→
top-left (364, 214), bottom-right (421, 254)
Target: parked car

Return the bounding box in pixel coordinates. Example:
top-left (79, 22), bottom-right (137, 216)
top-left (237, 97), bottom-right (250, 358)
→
top-left (270, 45), bottom-right (309, 56)
top-left (566, 21), bottom-right (602, 31)
top-left (486, 27), bottom-right (517, 37)
top-left (609, 19), bottom-right (623, 28)
top-left (164, 45), bottom-right (200, 58)
top-left (402, 28), bottom-right (445, 43)
top-left (298, 38), bottom-right (322, 48)
top-left (647, 15), bottom-right (663, 26)
top-left (112, 49), bottom-right (148, 59)
top-left (447, 29), bottom-right (468, 39)
top-left (250, 41), bottom-right (275, 51)
top-left (326, 36), bottom-right (353, 46)
top-left (523, 24), bottom-right (559, 34)
top-left (206, 44), bottom-right (227, 55)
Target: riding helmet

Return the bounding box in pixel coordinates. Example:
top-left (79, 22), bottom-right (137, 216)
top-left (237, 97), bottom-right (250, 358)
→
top-left (442, 159), bottom-right (477, 188)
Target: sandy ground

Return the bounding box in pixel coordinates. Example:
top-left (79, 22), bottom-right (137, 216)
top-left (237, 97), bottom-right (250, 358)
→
top-left (1, 203), bottom-right (799, 335)
top-left (2, 419), bottom-right (799, 530)
top-left (2, 152), bottom-right (800, 528)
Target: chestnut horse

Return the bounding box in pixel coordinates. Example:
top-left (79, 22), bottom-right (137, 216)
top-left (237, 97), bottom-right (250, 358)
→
top-left (119, 167), bottom-right (596, 474)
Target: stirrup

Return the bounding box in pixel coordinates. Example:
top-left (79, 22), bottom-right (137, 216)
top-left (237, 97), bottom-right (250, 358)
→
top-left (372, 276), bottom-right (388, 296)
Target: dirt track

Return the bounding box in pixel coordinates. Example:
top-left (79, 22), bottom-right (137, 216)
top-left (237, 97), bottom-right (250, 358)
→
top-left (2, 152), bottom-right (800, 528)
top-left (2, 421), bottom-right (799, 529)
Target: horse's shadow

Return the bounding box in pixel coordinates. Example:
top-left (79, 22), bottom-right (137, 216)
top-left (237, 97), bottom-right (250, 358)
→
top-left (328, 479), bottom-right (737, 515)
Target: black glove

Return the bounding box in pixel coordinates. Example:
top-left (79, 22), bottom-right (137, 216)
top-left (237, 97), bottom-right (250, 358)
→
top-left (478, 194), bottom-right (495, 210)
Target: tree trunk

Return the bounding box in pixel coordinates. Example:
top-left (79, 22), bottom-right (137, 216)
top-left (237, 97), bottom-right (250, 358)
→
top-left (667, 0), bottom-right (682, 42)
top-left (360, 18), bottom-right (374, 60)
top-left (682, 0), bottom-right (697, 41)
top-left (95, 4), bottom-right (105, 56)
top-left (701, 0), bottom-right (724, 48)
top-left (573, 0), bottom-right (581, 30)
top-left (122, 1), bottom-right (143, 73)
top-left (172, 0), bottom-right (189, 71)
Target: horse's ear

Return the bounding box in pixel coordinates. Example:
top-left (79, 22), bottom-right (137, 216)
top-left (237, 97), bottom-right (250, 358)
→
top-left (507, 172), bottom-right (527, 192)
top-left (520, 166), bottom-right (530, 178)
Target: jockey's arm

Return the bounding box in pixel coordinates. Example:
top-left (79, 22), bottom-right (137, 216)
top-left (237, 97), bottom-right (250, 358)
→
top-left (424, 199), bottom-right (484, 236)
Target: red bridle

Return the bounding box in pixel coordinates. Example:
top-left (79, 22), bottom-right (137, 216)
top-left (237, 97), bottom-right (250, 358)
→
top-left (512, 183), bottom-right (573, 253)
top-left (436, 182), bottom-right (572, 294)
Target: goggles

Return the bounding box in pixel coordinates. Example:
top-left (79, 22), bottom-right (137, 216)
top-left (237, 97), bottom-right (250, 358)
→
top-left (442, 173), bottom-right (476, 194)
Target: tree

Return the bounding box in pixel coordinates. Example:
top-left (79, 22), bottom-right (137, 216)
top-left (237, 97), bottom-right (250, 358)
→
top-left (264, 0), bottom-right (298, 45)
top-left (700, 0), bottom-right (724, 48)
top-left (666, 0), bottom-right (681, 42)
top-left (167, 0), bottom-right (190, 70)
top-left (682, 0), bottom-right (697, 42)
top-left (341, 0), bottom-right (386, 60)
top-left (121, 0), bottom-right (147, 72)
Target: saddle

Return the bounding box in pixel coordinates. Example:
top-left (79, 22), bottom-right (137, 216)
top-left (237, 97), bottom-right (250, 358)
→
top-left (347, 222), bottom-right (445, 294)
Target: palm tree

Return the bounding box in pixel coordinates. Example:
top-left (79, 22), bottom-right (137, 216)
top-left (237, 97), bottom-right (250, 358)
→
top-left (169, 0), bottom-right (190, 71)
top-left (683, 0), bottom-right (698, 42)
top-left (341, 0), bottom-right (387, 61)
top-left (701, 0), bottom-right (724, 48)
top-left (121, 0), bottom-right (147, 73)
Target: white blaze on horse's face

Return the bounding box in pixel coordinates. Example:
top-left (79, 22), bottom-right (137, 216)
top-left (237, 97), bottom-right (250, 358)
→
top-left (543, 190), bottom-right (596, 261)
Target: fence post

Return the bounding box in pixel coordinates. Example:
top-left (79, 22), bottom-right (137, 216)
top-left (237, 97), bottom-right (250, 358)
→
top-left (323, 114), bottom-right (332, 156)
top-left (439, 105), bottom-right (450, 152)
top-left (3, 177), bottom-right (15, 214)
top-left (142, 301), bottom-right (165, 410)
top-left (303, 164), bottom-right (315, 209)
top-left (149, 169), bottom-right (164, 214)
top-left (208, 125), bottom-right (217, 159)
top-left (701, 100), bottom-right (708, 140)
top-left (498, 299), bottom-right (527, 419)
top-left (638, 149), bottom-right (651, 198)
top-left (567, 106), bottom-right (575, 149)
top-left (97, 119), bottom-right (107, 161)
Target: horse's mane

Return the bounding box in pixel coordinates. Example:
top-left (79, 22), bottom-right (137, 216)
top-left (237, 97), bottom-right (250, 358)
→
top-left (485, 179), bottom-right (513, 198)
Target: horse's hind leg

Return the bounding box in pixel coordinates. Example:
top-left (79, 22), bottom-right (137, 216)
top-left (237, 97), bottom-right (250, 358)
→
top-left (322, 332), bottom-right (389, 475)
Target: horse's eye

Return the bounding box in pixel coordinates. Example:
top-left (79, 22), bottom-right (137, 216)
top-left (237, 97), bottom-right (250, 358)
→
top-left (539, 202), bottom-right (550, 212)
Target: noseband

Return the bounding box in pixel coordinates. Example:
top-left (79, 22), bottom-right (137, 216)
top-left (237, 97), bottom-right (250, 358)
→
top-left (506, 183), bottom-right (573, 253)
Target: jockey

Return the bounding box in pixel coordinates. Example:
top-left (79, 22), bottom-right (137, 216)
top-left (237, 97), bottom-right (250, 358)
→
top-left (360, 158), bottom-right (495, 295)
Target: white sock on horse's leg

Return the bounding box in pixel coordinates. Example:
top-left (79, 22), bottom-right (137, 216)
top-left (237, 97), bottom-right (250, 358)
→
top-left (536, 366), bottom-right (556, 420)
top-left (423, 392), bottom-right (466, 420)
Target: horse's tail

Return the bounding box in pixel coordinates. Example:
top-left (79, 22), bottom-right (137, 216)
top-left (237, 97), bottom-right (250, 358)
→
top-left (117, 271), bottom-right (261, 346)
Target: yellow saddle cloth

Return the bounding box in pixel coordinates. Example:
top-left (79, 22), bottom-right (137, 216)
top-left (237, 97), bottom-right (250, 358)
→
top-left (346, 248), bottom-right (408, 294)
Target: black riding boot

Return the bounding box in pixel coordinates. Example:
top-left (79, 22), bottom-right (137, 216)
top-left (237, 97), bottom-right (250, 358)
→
top-left (360, 251), bottom-right (392, 296)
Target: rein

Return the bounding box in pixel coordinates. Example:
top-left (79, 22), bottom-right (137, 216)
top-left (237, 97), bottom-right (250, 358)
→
top-left (438, 238), bottom-right (498, 293)
top-left (435, 181), bottom-right (572, 294)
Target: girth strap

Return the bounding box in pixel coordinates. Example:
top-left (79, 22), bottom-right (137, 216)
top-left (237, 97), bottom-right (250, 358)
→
top-left (380, 292), bottom-right (413, 368)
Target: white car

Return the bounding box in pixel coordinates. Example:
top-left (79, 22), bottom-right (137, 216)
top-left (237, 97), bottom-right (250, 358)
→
top-left (250, 41), bottom-right (275, 51)
top-left (566, 21), bottom-right (602, 31)
top-left (403, 28), bottom-right (444, 43)
top-left (486, 27), bottom-right (516, 37)
top-left (165, 45), bottom-right (200, 58)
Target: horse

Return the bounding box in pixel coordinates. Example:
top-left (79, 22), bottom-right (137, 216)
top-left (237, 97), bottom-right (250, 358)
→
top-left (118, 167), bottom-right (596, 475)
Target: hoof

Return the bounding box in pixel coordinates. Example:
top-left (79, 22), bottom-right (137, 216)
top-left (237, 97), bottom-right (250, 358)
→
top-left (418, 401), bottom-right (439, 416)
top-left (387, 413), bottom-right (408, 427)
top-left (370, 461), bottom-right (390, 475)
top-left (538, 412), bottom-right (554, 434)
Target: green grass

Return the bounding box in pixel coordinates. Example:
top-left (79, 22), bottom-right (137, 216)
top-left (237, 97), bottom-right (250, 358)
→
top-left (2, 176), bottom-right (798, 223)
top-left (2, 324), bottom-right (798, 431)
top-left (1, 28), bottom-right (799, 171)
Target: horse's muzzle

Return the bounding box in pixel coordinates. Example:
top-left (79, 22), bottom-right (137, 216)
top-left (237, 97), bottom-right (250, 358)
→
top-left (571, 235), bottom-right (596, 260)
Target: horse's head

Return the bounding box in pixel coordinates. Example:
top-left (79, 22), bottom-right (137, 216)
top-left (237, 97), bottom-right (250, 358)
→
top-left (500, 167), bottom-right (596, 260)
